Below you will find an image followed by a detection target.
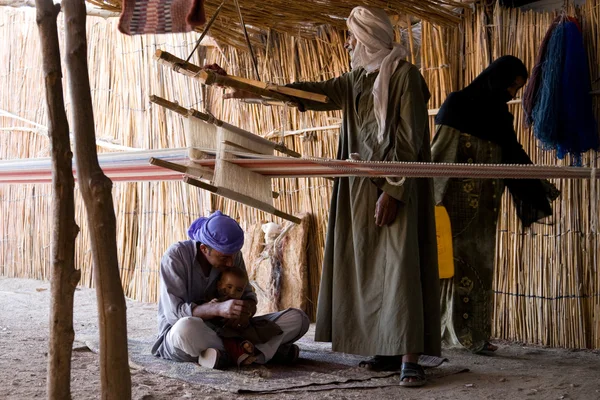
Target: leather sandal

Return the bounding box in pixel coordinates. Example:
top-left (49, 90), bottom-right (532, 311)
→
top-left (399, 362), bottom-right (427, 387)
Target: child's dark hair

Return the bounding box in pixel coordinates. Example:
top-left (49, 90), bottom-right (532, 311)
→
top-left (221, 267), bottom-right (249, 284)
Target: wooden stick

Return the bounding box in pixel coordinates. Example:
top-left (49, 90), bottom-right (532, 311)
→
top-left (149, 95), bottom-right (302, 158)
top-left (149, 157), bottom-right (214, 181)
top-left (240, 98), bottom-right (290, 107)
top-left (149, 95), bottom-right (189, 117)
top-left (149, 157), bottom-right (279, 198)
top-left (62, 0), bottom-right (131, 398)
top-left (184, 176), bottom-right (299, 223)
top-left (36, 1), bottom-right (81, 398)
top-left (226, 74), bottom-right (330, 103)
top-left (222, 140), bottom-right (261, 154)
top-left (188, 108), bottom-right (303, 158)
top-left (154, 50), bottom-right (329, 103)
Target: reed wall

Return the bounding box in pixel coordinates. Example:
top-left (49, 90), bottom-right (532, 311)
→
top-left (1, 1), bottom-right (599, 347)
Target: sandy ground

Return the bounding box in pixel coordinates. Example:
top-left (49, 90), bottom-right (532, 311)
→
top-left (1, 277), bottom-right (599, 400)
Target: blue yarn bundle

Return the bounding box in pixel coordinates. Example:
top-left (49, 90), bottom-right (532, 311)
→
top-left (531, 23), bottom-right (565, 151)
top-left (528, 19), bottom-right (599, 165)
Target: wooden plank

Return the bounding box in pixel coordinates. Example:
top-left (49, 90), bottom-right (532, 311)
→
top-left (149, 157), bottom-right (214, 181)
top-left (184, 176), bottom-right (299, 223)
top-left (149, 95), bottom-right (189, 117)
top-left (154, 50), bottom-right (329, 104)
top-left (188, 108), bottom-right (302, 158)
top-left (149, 95), bottom-right (302, 158)
top-left (150, 157), bottom-right (279, 198)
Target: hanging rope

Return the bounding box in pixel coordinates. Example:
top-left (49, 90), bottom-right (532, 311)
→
top-left (233, 0), bottom-right (261, 81)
top-left (185, 0), bottom-right (226, 63)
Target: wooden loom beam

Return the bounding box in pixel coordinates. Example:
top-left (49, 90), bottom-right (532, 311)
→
top-left (149, 157), bottom-right (215, 181)
top-left (149, 95), bottom-right (301, 223)
top-left (184, 176), bottom-right (300, 224)
top-left (187, 108), bottom-right (302, 158)
top-left (149, 95), bottom-right (189, 117)
top-left (149, 157), bottom-right (280, 199)
top-left (154, 50), bottom-right (329, 104)
top-left (149, 95), bottom-right (302, 158)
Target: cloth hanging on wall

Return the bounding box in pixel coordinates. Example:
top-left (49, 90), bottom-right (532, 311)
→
top-left (118, 0), bottom-right (206, 35)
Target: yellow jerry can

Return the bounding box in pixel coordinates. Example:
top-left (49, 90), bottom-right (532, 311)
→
top-left (435, 205), bottom-right (454, 279)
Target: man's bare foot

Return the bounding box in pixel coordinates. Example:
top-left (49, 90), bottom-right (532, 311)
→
top-left (241, 340), bottom-right (255, 354)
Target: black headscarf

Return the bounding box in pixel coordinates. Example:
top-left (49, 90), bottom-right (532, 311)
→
top-left (435, 56), bottom-right (559, 227)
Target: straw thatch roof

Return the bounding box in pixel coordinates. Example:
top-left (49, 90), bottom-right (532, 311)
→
top-left (88, 0), bottom-right (467, 47)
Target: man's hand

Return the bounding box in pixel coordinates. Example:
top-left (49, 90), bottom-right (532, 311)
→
top-left (202, 63), bottom-right (227, 76)
top-left (245, 300), bottom-right (257, 317)
top-left (227, 313), bottom-right (250, 329)
top-left (375, 192), bottom-right (398, 227)
top-left (216, 299), bottom-right (249, 319)
top-left (202, 63), bottom-right (261, 100)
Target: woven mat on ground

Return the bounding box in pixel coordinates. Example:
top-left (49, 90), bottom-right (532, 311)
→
top-left (85, 336), bottom-right (467, 394)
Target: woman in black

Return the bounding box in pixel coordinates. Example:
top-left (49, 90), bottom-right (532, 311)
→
top-left (432, 56), bottom-right (560, 353)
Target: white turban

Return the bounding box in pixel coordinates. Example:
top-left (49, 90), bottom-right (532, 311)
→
top-left (347, 7), bottom-right (408, 143)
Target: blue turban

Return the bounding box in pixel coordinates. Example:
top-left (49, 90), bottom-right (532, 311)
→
top-left (187, 211), bottom-right (244, 255)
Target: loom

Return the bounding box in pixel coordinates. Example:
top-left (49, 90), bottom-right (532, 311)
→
top-left (147, 51), bottom-right (599, 224)
top-left (152, 50), bottom-right (334, 223)
top-left (3, 51), bottom-right (598, 223)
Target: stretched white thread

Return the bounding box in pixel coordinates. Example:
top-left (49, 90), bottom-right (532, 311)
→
top-left (296, 156), bottom-right (593, 180)
top-left (4, 149), bottom-right (599, 184)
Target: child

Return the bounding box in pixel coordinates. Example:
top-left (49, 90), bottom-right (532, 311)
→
top-left (207, 268), bottom-right (283, 366)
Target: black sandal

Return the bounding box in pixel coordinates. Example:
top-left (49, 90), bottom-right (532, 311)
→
top-left (399, 362), bottom-right (427, 387)
top-left (358, 355), bottom-right (402, 371)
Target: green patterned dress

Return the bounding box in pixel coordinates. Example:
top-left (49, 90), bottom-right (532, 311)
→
top-left (432, 125), bottom-right (505, 353)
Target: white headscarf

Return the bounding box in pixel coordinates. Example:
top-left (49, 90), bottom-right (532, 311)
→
top-left (347, 7), bottom-right (407, 143)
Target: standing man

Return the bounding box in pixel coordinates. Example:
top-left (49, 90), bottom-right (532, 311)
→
top-left (152, 211), bottom-right (309, 369)
top-left (216, 6), bottom-right (440, 387)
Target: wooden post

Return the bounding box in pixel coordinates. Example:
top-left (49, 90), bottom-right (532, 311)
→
top-left (62, 0), bottom-right (131, 399)
top-left (36, 1), bottom-right (81, 399)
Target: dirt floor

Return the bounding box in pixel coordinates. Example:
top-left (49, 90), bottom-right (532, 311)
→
top-left (1, 277), bottom-right (599, 400)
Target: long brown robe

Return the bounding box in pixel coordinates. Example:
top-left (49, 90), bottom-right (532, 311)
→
top-left (288, 61), bottom-right (441, 357)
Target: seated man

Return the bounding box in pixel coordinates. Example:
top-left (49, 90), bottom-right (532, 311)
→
top-left (151, 211), bottom-right (309, 369)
